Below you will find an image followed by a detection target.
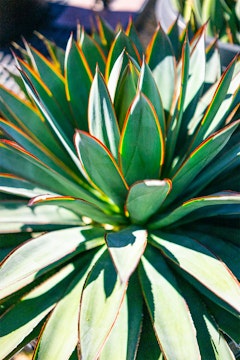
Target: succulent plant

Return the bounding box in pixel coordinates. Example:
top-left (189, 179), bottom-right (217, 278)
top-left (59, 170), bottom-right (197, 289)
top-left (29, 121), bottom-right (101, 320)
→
top-left (170, 0), bottom-right (240, 44)
top-left (0, 18), bottom-right (239, 360)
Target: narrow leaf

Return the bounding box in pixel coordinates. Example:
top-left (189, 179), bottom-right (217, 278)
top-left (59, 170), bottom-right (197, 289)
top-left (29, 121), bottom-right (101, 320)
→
top-left (0, 263), bottom-right (76, 360)
top-left (164, 120), bottom-right (240, 207)
top-left (150, 192), bottom-right (240, 228)
top-left (139, 245), bottom-right (201, 360)
top-left (34, 249), bottom-right (103, 360)
top-left (79, 249), bottom-right (127, 360)
top-left (138, 60), bottom-right (166, 135)
top-left (30, 195), bottom-right (126, 225)
top-left (88, 69), bottom-right (120, 160)
top-left (0, 226), bottom-right (105, 299)
top-left (146, 26), bottom-right (176, 113)
top-left (100, 273), bottom-right (143, 360)
top-left (65, 36), bottom-right (93, 131)
top-left (150, 232), bottom-right (240, 316)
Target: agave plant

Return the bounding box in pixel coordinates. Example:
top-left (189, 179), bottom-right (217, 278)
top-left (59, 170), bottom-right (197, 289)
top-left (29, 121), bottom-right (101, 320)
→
top-left (170, 0), bottom-right (240, 44)
top-left (0, 18), bottom-right (239, 360)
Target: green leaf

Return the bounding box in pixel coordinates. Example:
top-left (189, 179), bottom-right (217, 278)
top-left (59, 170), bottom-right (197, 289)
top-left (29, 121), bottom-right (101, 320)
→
top-left (79, 249), bottom-right (127, 360)
top-left (184, 141), bottom-right (240, 198)
top-left (136, 307), bottom-right (163, 360)
top-left (175, 29), bottom-right (206, 156)
top-left (125, 18), bottom-right (144, 59)
top-left (0, 85), bottom-right (69, 164)
top-left (146, 26), bottom-right (176, 113)
top-left (18, 68), bottom-right (84, 174)
top-left (0, 119), bottom-right (72, 179)
top-left (65, 36), bottom-right (93, 131)
top-left (0, 226), bottom-right (105, 299)
top-left (138, 60), bottom-right (166, 136)
top-left (34, 249), bottom-right (103, 360)
top-left (163, 120), bottom-right (240, 207)
top-left (75, 131), bottom-right (128, 208)
top-left (0, 140), bottom-right (94, 201)
top-left (100, 272), bottom-right (143, 360)
top-left (30, 195), bottom-right (126, 225)
top-left (114, 61), bottom-right (139, 130)
top-left (105, 226), bottom-right (147, 283)
top-left (178, 277), bottom-right (235, 360)
top-left (0, 174), bottom-right (52, 198)
top-left (150, 232), bottom-right (240, 316)
top-left (17, 58), bottom-right (75, 141)
top-left (189, 57), bottom-right (237, 150)
top-left (26, 45), bottom-right (74, 127)
top-left (0, 200), bottom-right (81, 234)
top-left (88, 69), bottom-right (120, 160)
top-left (0, 262), bottom-right (76, 360)
top-left (78, 28), bottom-right (106, 74)
top-left (139, 245), bottom-right (201, 360)
top-left (119, 93), bottom-right (164, 185)
top-left (206, 299), bottom-right (240, 344)
top-left (95, 17), bottom-right (115, 56)
top-left (165, 36), bottom-right (190, 168)
top-left (34, 32), bottom-right (65, 74)
top-left (150, 192), bottom-right (240, 228)
top-left (178, 229), bottom-right (240, 279)
top-left (126, 179), bottom-right (172, 224)
top-left (105, 30), bottom-right (141, 81)
top-left (107, 49), bottom-right (126, 101)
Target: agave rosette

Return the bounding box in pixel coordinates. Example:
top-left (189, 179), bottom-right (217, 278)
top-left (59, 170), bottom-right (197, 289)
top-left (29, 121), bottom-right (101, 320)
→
top-left (0, 19), bottom-right (239, 360)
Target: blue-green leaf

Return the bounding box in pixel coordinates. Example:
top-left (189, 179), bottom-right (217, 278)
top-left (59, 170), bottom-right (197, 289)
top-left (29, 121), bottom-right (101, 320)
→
top-left (139, 245), bottom-right (201, 360)
top-left (88, 69), bottom-right (120, 160)
top-left (126, 179), bottom-right (172, 224)
top-left (79, 249), bottom-right (127, 360)
top-left (119, 93), bottom-right (164, 185)
top-left (106, 226), bottom-right (147, 283)
top-left (75, 131), bottom-right (128, 209)
top-left (150, 232), bottom-right (240, 316)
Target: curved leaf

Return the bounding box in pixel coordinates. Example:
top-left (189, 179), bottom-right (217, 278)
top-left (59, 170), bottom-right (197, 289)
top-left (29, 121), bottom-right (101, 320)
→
top-left (105, 30), bottom-right (141, 81)
top-left (34, 249), bottom-right (103, 360)
top-left (190, 56), bottom-right (238, 150)
top-left (79, 249), bottom-right (127, 360)
top-left (0, 140), bottom-right (94, 200)
top-left (0, 226), bottom-right (105, 299)
top-left (146, 26), bottom-right (176, 113)
top-left (0, 174), bottom-right (51, 198)
top-left (150, 192), bottom-right (240, 228)
top-left (0, 200), bottom-right (81, 234)
top-left (139, 245), bottom-right (201, 360)
top-left (26, 45), bottom-right (73, 127)
top-left (100, 273), bottom-right (143, 360)
top-left (164, 120), bottom-right (240, 207)
top-left (138, 60), bottom-right (166, 135)
top-left (88, 69), bottom-right (120, 160)
top-left (114, 61), bottom-right (139, 130)
top-left (178, 277), bottom-right (235, 360)
top-left (79, 28), bottom-right (106, 74)
top-left (65, 36), bottom-right (93, 131)
top-left (119, 93), bottom-right (164, 185)
top-left (105, 226), bottom-right (147, 283)
top-left (75, 131), bottom-right (128, 208)
top-left (126, 179), bottom-right (172, 224)
top-left (0, 263), bottom-right (76, 360)
top-left (150, 232), bottom-right (240, 316)
top-left (30, 195), bottom-right (126, 225)
top-left (18, 58), bottom-right (74, 141)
